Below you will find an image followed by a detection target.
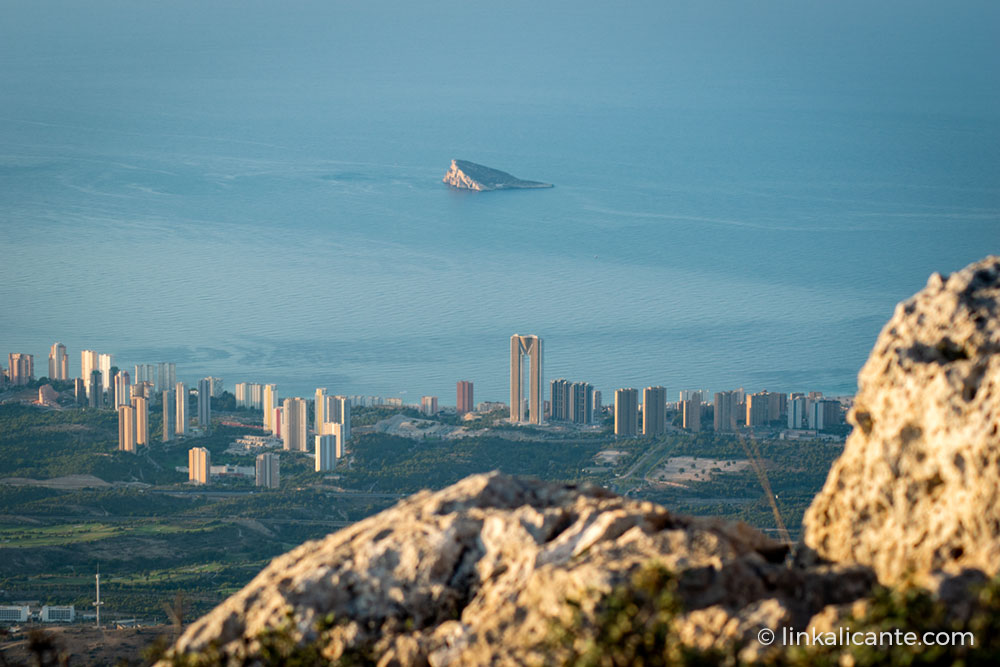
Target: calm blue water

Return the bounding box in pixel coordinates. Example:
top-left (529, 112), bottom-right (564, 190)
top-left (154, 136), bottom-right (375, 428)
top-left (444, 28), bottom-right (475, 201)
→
top-left (2, 1), bottom-right (998, 403)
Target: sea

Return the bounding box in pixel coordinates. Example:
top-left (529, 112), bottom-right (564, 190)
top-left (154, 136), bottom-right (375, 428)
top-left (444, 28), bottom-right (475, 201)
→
top-left (1, 1), bottom-right (998, 403)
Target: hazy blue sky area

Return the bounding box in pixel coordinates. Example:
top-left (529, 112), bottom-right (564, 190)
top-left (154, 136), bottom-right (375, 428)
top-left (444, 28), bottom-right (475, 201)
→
top-left (1, 1), bottom-right (998, 400)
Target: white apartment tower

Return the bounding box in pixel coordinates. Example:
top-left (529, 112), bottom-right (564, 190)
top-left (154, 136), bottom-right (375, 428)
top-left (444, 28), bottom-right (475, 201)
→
top-left (188, 447), bottom-right (210, 484)
top-left (114, 371), bottom-right (131, 408)
top-left (643, 386), bottom-right (667, 436)
top-left (614, 388), bottom-right (639, 436)
top-left (117, 404), bottom-right (136, 453)
top-left (256, 453), bottom-right (280, 489)
top-left (323, 395), bottom-right (351, 442)
top-left (263, 384), bottom-right (278, 433)
top-left (175, 382), bottom-right (188, 436)
top-left (81, 350), bottom-right (99, 398)
top-left (283, 397), bottom-right (308, 451)
top-left (49, 343), bottom-right (68, 380)
top-left (132, 395), bottom-right (148, 446)
top-left (315, 387), bottom-right (327, 434)
top-left (98, 353), bottom-right (113, 393)
top-left (315, 433), bottom-right (339, 471)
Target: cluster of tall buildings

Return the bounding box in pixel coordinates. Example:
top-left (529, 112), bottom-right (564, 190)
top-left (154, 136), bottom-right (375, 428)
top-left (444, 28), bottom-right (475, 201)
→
top-left (118, 377), bottom-right (216, 453)
top-left (2, 344), bottom-right (70, 386)
top-left (505, 333), bottom-right (844, 436)
top-left (613, 386), bottom-right (667, 436)
top-left (549, 378), bottom-right (598, 425)
top-left (238, 386), bottom-right (353, 474)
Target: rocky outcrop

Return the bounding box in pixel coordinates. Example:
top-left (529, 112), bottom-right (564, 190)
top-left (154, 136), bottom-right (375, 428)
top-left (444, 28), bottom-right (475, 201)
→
top-left (804, 256), bottom-right (1000, 586)
top-left (166, 473), bottom-right (872, 664)
top-left (442, 159), bottom-right (553, 191)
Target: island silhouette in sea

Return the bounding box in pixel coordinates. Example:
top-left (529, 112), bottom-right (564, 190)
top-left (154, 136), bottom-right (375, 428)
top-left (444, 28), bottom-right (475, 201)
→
top-left (442, 159), bottom-right (553, 191)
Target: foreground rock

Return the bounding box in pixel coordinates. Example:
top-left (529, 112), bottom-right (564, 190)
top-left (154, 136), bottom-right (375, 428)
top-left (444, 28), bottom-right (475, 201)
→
top-left (442, 159), bottom-right (553, 191)
top-left (804, 256), bottom-right (1000, 586)
top-left (167, 473), bottom-right (871, 664)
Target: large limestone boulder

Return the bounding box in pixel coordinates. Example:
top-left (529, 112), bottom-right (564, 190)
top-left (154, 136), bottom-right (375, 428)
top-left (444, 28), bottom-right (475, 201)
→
top-left (804, 256), bottom-right (1000, 586)
top-left (167, 473), bottom-right (870, 665)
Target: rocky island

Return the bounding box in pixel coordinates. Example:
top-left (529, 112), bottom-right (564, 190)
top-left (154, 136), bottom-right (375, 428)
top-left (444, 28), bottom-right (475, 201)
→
top-left (442, 159), bottom-right (553, 191)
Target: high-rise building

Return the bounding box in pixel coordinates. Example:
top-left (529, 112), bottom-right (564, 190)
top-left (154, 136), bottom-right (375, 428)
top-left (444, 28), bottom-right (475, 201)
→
top-left (81, 350), bottom-right (99, 397)
top-left (766, 391), bottom-right (785, 421)
top-left (207, 377), bottom-right (224, 398)
top-left (714, 391), bottom-right (739, 432)
top-left (162, 390), bottom-right (174, 442)
top-left (510, 334), bottom-right (543, 424)
top-left (197, 378), bottom-right (212, 432)
top-left (315, 433), bottom-right (339, 471)
top-left (132, 381), bottom-right (155, 400)
top-left (681, 397), bottom-right (702, 432)
top-left (7, 353), bottom-right (34, 386)
top-left (263, 384), bottom-right (278, 433)
top-left (271, 407), bottom-right (284, 438)
top-left (456, 381), bottom-right (474, 415)
top-left (643, 386), bottom-right (667, 436)
top-left (87, 370), bottom-right (102, 408)
top-left (788, 396), bottom-right (807, 430)
top-left (809, 399), bottom-right (842, 431)
top-left (74, 378), bottom-right (86, 405)
top-left (420, 396), bottom-right (438, 416)
top-left (236, 382), bottom-right (248, 408)
top-left (188, 447), bottom-right (210, 484)
top-left (156, 362), bottom-right (176, 393)
top-left (549, 379), bottom-right (570, 421)
top-left (678, 389), bottom-right (707, 402)
top-left (593, 390), bottom-right (602, 418)
top-left (98, 354), bottom-right (113, 393)
top-left (134, 364), bottom-right (156, 385)
top-left (132, 396), bottom-right (148, 446)
top-left (235, 382), bottom-right (264, 409)
top-left (114, 371), bottom-right (131, 408)
top-left (324, 395), bottom-right (351, 441)
top-left (315, 388), bottom-right (327, 434)
top-left (746, 392), bottom-right (770, 427)
top-left (255, 453), bottom-right (280, 489)
top-left (117, 405), bottom-right (136, 453)
top-left (175, 383), bottom-right (188, 436)
top-left (282, 398), bottom-right (308, 451)
top-left (320, 422), bottom-right (346, 459)
top-left (614, 388), bottom-right (639, 436)
top-left (49, 343), bottom-right (68, 381)
top-left (570, 382), bottom-right (593, 425)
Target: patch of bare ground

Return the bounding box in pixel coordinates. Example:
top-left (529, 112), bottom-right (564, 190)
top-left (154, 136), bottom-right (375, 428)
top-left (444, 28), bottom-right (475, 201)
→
top-left (0, 624), bottom-right (170, 665)
top-left (648, 456), bottom-right (752, 484)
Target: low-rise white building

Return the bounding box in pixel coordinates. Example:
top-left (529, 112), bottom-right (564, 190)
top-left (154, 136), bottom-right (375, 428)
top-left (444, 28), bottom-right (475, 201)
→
top-left (0, 605), bottom-right (30, 623)
top-left (41, 605), bottom-right (76, 622)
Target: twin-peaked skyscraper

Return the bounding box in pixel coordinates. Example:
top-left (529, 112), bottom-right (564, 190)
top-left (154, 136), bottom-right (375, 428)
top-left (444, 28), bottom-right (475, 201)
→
top-left (509, 334), bottom-right (543, 424)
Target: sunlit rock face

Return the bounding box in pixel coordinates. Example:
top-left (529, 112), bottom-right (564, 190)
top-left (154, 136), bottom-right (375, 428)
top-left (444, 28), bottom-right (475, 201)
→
top-left (442, 159), bottom-right (553, 191)
top-left (804, 256), bottom-right (1000, 586)
top-left (165, 473), bottom-right (871, 664)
